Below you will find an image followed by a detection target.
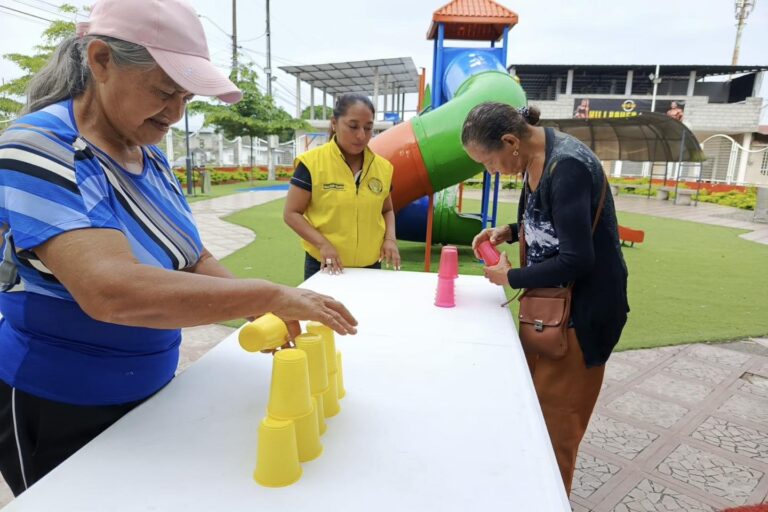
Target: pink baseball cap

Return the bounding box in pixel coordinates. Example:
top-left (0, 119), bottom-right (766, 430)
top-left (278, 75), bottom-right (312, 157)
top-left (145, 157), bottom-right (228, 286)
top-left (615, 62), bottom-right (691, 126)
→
top-left (76, 0), bottom-right (242, 103)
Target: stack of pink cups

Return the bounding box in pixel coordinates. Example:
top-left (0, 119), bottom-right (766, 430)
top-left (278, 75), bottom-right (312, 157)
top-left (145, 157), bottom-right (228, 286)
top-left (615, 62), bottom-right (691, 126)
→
top-left (435, 245), bottom-right (458, 308)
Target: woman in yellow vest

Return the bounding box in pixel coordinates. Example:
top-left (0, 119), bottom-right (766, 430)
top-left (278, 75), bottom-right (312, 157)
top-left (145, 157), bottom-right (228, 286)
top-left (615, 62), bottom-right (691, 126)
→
top-left (284, 93), bottom-right (400, 280)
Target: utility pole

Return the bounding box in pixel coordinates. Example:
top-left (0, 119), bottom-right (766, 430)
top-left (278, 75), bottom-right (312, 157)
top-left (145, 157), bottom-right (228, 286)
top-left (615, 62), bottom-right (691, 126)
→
top-left (266, 0), bottom-right (273, 97)
top-left (732, 0), bottom-right (756, 65)
top-left (231, 0), bottom-right (238, 75)
top-left (265, 0), bottom-right (276, 180)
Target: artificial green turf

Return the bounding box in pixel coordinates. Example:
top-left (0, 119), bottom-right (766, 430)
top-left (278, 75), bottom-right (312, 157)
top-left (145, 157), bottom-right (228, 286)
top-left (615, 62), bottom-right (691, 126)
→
top-left (219, 197), bottom-right (768, 350)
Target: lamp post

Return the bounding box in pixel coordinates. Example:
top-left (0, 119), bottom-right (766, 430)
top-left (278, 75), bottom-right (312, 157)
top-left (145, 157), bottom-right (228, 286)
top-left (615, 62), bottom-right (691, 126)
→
top-left (649, 64), bottom-right (661, 112)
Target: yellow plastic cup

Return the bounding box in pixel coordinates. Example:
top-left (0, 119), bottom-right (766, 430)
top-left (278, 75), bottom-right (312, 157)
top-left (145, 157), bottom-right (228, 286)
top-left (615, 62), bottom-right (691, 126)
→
top-left (322, 372), bottom-right (341, 418)
top-left (253, 417), bottom-right (302, 487)
top-left (314, 393), bottom-right (327, 435)
top-left (267, 349), bottom-right (313, 420)
top-left (239, 313), bottom-right (289, 352)
top-left (293, 396), bottom-right (323, 462)
top-left (336, 351), bottom-right (346, 399)
top-left (306, 322), bottom-right (337, 373)
top-left (295, 333), bottom-right (329, 395)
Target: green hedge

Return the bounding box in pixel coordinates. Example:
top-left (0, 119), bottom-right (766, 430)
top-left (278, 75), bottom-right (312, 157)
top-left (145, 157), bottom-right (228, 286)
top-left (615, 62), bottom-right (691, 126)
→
top-left (173, 167), bottom-right (293, 186)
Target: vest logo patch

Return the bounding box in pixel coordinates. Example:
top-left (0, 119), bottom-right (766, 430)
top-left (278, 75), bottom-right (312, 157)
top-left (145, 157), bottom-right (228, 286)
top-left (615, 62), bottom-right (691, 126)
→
top-left (322, 183), bottom-right (346, 191)
top-left (368, 178), bottom-right (383, 194)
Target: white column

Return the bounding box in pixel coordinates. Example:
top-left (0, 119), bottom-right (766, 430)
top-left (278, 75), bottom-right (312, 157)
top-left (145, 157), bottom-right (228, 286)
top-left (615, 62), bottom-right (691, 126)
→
top-left (165, 130), bottom-right (174, 163)
top-left (687, 71), bottom-right (697, 97)
top-left (613, 161), bottom-right (623, 178)
top-left (310, 84), bottom-right (315, 120)
top-left (565, 69), bottom-right (574, 95)
top-left (322, 90), bottom-right (327, 120)
top-left (736, 132), bottom-right (753, 184)
top-left (295, 75), bottom-right (301, 119)
top-left (555, 78), bottom-right (562, 96)
top-left (625, 70), bottom-right (633, 95)
top-left (236, 136), bottom-right (243, 166)
top-left (217, 133), bottom-right (224, 166)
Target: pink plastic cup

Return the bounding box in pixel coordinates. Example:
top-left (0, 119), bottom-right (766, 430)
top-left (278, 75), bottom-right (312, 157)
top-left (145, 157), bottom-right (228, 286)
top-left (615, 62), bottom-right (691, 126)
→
top-left (434, 276), bottom-right (456, 308)
top-left (438, 246), bottom-right (459, 279)
top-left (477, 240), bottom-right (501, 266)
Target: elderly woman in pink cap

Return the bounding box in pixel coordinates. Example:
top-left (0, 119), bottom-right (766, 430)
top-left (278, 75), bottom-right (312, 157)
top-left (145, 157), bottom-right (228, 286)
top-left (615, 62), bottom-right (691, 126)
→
top-left (0, 0), bottom-right (357, 495)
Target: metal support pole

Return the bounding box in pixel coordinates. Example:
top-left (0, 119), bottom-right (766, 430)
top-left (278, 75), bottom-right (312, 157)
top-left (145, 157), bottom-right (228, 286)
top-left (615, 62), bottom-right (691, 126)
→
top-left (491, 172), bottom-right (500, 227)
top-left (432, 23), bottom-right (445, 109)
top-left (184, 107), bottom-right (193, 195)
top-left (372, 66), bottom-right (380, 118)
top-left (674, 129), bottom-right (686, 203)
top-left (651, 64), bottom-right (660, 112)
top-left (424, 194), bottom-right (435, 272)
top-left (265, 0), bottom-right (272, 97)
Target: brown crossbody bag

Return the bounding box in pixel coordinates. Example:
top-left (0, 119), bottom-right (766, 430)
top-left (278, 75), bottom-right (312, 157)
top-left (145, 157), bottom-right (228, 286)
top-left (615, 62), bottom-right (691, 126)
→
top-left (514, 167), bottom-right (608, 359)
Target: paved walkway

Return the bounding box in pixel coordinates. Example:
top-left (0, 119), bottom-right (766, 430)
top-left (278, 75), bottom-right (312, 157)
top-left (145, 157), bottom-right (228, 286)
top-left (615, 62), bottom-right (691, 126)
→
top-left (1, 188), bottom-right (765, 510)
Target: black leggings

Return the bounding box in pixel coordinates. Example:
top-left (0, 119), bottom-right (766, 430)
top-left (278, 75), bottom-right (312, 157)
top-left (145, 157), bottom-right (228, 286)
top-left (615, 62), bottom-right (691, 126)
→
top-left (0, 380), bottom-right (145, 496)
top-left (304, 252), bottom-right (381, 281)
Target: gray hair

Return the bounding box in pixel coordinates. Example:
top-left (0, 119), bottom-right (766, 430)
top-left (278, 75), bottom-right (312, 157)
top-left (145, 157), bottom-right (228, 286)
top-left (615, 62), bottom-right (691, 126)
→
top-left (23, 35), bottom-right (156, 115)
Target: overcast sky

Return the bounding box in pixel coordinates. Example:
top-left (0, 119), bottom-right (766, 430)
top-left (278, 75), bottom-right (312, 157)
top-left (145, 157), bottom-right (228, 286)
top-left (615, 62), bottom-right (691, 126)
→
top-left (1, 0), bottom-right (767, 125)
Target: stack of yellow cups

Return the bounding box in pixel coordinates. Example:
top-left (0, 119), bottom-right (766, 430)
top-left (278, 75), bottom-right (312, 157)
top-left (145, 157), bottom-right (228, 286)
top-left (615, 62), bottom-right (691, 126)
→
top-left (241, 315), bottom-right (347, 488)
top-left (307, 322), bottom-right (345, 417)
top-left (254, 349), bottom-right (322, 487)
top-left (295, 333), bottom-right (329, 435)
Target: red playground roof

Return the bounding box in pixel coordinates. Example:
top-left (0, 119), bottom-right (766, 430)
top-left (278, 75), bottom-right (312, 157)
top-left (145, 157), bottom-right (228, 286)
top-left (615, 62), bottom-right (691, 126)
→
top-left (427, 0), bottom-right (518, 41)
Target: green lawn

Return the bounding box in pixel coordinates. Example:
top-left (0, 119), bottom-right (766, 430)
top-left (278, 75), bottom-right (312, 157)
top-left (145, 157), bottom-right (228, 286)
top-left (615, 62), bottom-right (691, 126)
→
top-left (218, 197), bottom-right (768, 350)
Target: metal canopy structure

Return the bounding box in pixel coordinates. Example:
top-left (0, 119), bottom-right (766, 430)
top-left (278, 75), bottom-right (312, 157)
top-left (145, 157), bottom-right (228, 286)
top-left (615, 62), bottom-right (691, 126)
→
top-left (510, 63), bottom-right (768, 101)
top-left (427, 0), bottom-right (518, 41)
top-left (539, 112), bottom-right (705, 162)
top-left (279, 58), bottom-right (419, 120)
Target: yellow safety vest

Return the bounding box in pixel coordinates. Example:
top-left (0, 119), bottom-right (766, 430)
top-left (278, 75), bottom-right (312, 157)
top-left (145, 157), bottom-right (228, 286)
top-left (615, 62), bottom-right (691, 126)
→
top-left (295, 137), bottom-right (393, 267)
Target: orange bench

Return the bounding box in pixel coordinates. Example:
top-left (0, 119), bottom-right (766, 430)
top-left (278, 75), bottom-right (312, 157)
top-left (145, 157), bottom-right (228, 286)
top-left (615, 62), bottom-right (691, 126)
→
top-left (618, 225), bottom-right (645, 247)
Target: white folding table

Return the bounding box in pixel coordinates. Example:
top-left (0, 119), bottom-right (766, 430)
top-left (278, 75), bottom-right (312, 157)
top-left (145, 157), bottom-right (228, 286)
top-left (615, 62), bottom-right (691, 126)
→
top-left (2, 269), bottom-right (569, 511)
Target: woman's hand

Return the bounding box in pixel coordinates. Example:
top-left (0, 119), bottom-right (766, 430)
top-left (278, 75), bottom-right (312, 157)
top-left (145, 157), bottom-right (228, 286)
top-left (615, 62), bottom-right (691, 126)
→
top-left (272, 287), bottom-right (358, 335)
top-left (319, 242), bottom-right (343, 275)
top-left (483, 252), bottom-right (512, 286)
top-left (380, 239), bottom-right (401, 270)
top-left (471, 225), bottom-right (511, 259)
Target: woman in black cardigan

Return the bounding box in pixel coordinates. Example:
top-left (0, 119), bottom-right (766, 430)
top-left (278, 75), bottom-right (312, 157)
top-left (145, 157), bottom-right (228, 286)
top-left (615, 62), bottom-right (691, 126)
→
top-left (462, 102), bottom-right (629, 495)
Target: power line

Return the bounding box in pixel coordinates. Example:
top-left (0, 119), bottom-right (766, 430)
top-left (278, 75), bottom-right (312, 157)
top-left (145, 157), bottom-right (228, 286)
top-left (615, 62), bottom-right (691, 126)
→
top-left (10, 0), bottom-right (81, 20)
top-left (0, 4), bottom-right (54, 22)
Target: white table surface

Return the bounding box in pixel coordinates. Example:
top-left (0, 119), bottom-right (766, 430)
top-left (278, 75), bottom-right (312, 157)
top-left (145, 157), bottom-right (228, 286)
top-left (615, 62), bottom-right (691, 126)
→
top-left (2, 269), bottom-right (569, 511)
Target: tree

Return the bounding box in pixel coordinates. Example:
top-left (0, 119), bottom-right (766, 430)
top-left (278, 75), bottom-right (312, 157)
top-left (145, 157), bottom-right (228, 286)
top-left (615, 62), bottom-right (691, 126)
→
top-left (0, 4), bottom-right (82, 120)
top-left (301, 105), bottom-right (334, 120)
top-left (189, 64), bottom-right (307, 179)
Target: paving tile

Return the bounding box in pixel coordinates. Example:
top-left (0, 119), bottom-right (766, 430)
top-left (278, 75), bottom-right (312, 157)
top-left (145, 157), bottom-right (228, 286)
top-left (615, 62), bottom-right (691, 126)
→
top-left (685, 344), bottom-right (750, 369)
top-left (583, 414), bottom-right (659, 460)
top-left (611, 478), bottom-right (717, 512)
top-left (691, 416), bottom-right (768, 464)
top-left (572, 452), bottom-right (620, 499)
top-left (656, 443), bottom-right (763, 505)
top-left (607, 391), bottom-right (689, 429)
top-left (605, 360), bottom-right (641, 383)
top-left (663, 357), bottom-right (732, 384)
top-left (636, 373), bottom-right (714, 404)
top-left (718, 393), bottom-right (768, 424)
top-left (611, 348), bottom-right (670, 368)
top-left (739, 372), bottom-right (768, 400)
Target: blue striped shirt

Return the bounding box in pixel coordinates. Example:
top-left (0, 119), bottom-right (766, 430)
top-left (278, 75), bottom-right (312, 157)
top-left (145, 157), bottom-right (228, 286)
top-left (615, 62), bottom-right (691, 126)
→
top-left (0, 99), bottom-right (203, 405)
